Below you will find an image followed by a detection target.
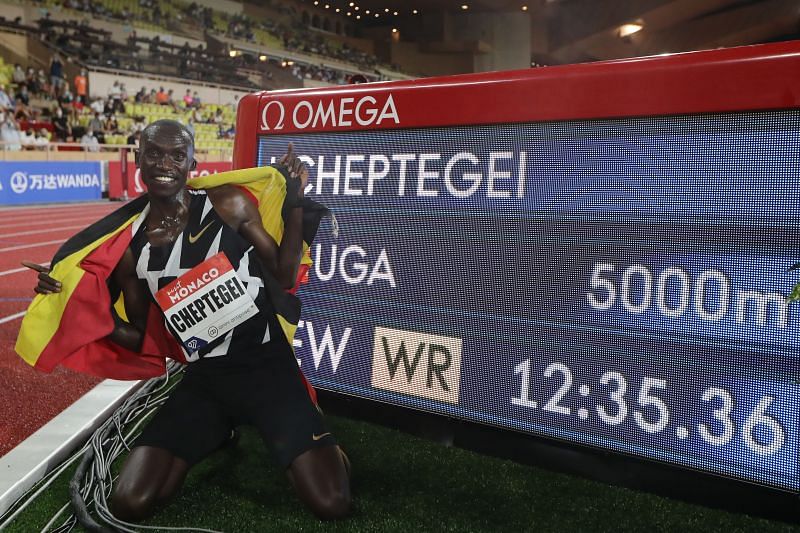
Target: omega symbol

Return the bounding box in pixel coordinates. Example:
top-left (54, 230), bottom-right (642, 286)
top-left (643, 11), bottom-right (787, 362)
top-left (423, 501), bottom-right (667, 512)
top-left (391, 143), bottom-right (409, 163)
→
top-left (260, 100), bottom-right (285, 131)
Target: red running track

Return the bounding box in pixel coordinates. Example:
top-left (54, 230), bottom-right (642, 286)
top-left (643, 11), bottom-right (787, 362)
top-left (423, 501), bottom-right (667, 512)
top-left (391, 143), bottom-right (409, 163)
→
top-left (0, 202), bottom-right (121, 457)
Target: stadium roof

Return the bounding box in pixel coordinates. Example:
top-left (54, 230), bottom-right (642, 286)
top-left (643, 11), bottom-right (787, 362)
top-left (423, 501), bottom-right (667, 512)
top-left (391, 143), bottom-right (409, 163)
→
top-left (315, 0), bottom-right (799, 66)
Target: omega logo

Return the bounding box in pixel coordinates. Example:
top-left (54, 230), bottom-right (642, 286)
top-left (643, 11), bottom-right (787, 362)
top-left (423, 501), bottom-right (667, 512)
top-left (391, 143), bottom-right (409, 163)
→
top-left (260, 94), bottom-right (399, 131)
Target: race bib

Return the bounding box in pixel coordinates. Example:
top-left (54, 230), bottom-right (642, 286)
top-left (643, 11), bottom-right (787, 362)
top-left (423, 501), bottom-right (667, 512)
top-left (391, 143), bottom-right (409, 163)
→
top-left (155, 253), bottom-right (258, 353)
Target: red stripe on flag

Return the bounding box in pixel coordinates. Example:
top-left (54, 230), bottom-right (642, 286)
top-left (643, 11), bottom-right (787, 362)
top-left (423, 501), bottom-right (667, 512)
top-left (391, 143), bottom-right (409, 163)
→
top-left (34, 225), bottom-right (184, 379)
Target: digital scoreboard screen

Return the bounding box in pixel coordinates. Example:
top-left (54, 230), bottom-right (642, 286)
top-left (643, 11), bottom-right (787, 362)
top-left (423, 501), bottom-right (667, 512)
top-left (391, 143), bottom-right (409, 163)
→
top-left (238, 43), bottom-right (800, 491)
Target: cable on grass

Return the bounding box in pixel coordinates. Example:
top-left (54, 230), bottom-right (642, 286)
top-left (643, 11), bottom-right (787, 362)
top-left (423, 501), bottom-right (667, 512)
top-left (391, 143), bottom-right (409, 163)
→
top-left (2, 362), bottom-right (223, 532)
top-left (69, 362), bottom-right (224, 533)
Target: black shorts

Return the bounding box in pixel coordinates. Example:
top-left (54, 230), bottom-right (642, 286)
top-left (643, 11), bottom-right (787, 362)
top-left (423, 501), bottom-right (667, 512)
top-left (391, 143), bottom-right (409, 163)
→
top-left (134, 351), bottom-right (336, 468)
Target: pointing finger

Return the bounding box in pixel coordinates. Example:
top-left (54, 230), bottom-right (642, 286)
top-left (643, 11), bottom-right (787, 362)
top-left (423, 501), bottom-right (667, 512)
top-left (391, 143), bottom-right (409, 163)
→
top-left (22, 261), bottom-right (50, 273)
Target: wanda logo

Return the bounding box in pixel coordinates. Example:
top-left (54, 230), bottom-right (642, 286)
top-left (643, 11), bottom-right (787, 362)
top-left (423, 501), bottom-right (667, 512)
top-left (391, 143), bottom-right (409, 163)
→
top-left (260, 94), bottom-right (400, 131)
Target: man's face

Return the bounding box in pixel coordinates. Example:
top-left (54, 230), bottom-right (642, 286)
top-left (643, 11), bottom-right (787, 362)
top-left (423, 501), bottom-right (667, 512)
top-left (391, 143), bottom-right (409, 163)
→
top-left (137, 125), bottom-right (196, 198)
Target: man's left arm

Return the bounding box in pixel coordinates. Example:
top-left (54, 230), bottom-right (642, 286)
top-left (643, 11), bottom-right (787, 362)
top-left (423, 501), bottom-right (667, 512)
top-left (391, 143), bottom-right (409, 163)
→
top-left (210, 177), bottom-right (305, 289)
top-left (240, 197), bottom-right (304, 289)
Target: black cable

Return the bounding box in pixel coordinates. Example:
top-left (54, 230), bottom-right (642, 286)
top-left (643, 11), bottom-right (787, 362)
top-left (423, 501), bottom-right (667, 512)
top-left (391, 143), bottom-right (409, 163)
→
top-left (69, 449), bottom-right (114, 533)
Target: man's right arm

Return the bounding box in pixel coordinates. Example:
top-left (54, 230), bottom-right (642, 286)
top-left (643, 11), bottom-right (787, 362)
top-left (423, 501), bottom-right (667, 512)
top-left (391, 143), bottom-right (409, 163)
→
top-left (107, 248), bottom-right (149, 351)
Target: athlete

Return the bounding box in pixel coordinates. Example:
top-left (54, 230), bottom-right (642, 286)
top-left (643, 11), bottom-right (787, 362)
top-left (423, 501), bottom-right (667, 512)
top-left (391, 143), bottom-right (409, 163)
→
top-left (26, 119), bottom-right (351, 521)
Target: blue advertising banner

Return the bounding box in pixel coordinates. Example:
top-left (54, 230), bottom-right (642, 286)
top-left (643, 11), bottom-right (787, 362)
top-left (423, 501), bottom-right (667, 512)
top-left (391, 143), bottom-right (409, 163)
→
top-left (257, 109), bottom-right (800, 491)
top-left (0, 162), bottom-right (102, 205)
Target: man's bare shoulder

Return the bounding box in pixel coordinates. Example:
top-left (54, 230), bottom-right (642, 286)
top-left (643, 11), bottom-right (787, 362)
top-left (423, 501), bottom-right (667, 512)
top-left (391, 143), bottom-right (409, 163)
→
top-left (206, 185), bottom-right (259, 231)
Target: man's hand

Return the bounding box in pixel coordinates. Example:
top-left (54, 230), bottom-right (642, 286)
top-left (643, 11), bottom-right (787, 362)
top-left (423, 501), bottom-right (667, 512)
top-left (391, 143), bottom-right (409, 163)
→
top-left (279, 142), bottom-right (309, 199)
top-left (22, 261), bottom-right (61, 294)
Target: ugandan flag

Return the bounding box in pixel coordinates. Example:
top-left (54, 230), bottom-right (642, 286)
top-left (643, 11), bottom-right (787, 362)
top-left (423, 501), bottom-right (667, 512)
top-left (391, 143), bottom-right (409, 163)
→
top-left (15, 165), bottom-right (328, 381)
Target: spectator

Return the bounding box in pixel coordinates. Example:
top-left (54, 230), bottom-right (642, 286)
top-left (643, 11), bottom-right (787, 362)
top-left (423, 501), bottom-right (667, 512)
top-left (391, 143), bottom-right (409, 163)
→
top-left (34, 129), bottom-right (50, 149)
top-left (0, 84), bottom-right (14, 110)
top-left (135, 86), bottom-right (147, 103)
top-left (68, 105), bottom-right (81, 135)
top-left (108, 80), bottom-right (123, 113)
top-left (20, 128), bottom-right (36, 149)
top-left (147, 88), bottom-right (157, 103)
top-left (74, 69), bottom-right (88, 105)
top-left (59, 86), bottom-right (74, 107)
top-left (182, 88), bottom-right (193, 108)
top-left (166, 89), bottom-right (178, 111)
top-left (155, 86), bottom-right (168, 105)
top-left (88, 112), bottom-right (104, 136)
top-left (126, 129), bottom-right (140, 146)
top-left (15, 85), bottom-right (30, 106)
top-left (12, 64), bottom-right (25, 87)
top-left (81, 129), bottom-right (100, 152)
top-left (104, 113), bottom-right (119, 135)
top-left (191, 106), bottom-right (204, 123)
top-left (1, 116), bottom-right (22, 151)
top-left (90, 97), bottom-right (105, 115)
top-left (191, 91), bottom-right (201, 108)
top-left (49, 52), bottom-right (64, 96)
top-left (219, 123), bottom-right (234, 139)
top-left (14, 101), bottom-right (31, 121)
top-left (36, 69), bottom-right (49, 96)
top-left (148, 35), bottom-right (161, 56)
top-left (211, 108), bottom-right (223, 124)
top-left (25, 67), bottom-right (37, 92)
top-left (52, 106), bottom-right (71, 141)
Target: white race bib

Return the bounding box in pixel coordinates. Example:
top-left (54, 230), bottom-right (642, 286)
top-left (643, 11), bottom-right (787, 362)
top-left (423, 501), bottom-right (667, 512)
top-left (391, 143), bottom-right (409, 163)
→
top-left (155, 253), bottom-right (258, 353)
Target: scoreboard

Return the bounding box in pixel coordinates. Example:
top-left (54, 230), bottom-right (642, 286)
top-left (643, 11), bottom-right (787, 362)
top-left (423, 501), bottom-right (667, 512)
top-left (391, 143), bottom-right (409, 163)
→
top-left (234, 42), bottom-right (800, 491)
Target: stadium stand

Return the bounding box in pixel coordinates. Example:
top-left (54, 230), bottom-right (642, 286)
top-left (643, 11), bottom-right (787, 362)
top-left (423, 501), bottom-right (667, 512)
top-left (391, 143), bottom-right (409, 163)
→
top-left (0, 0), bottom-right (412, 155)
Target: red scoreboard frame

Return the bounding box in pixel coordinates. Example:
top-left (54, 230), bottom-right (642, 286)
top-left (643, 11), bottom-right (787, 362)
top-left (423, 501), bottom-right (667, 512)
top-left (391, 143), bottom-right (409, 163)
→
top-left (234, 41), bottom-right (800, 167)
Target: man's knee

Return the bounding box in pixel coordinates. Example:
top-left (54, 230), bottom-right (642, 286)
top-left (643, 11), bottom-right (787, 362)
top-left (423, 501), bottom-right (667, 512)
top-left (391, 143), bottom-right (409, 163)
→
top-left (111, 486), bottom-right (159, 522)
top-left (310, 487), bottom-right (352, 520)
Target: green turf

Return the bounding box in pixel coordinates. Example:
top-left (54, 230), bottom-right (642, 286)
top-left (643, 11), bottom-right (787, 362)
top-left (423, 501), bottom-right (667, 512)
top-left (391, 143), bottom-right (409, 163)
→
top-left (6, 414), bottom-right (800, 533)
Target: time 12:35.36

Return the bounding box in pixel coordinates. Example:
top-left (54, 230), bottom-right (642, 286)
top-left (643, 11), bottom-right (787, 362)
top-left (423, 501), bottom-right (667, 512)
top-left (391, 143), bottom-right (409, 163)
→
top-left (510, 359), bottom-right (785, 456)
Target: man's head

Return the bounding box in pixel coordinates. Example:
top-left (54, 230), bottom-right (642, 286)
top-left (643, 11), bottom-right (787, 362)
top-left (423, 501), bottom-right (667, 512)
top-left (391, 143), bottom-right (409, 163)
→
top-left (137, 120), bottom-right (196, 198)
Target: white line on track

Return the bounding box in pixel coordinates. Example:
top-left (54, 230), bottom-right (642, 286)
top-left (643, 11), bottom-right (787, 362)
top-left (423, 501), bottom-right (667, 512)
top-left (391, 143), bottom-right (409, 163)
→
top-left (0, 262), bottom-right (50, 277)
top-left (0, 216), bottom-right (107, 231)
top-left (0, 225), bottom-right (89, 239)
top-left (0, 311), bottom-right (26, 324)
top-left (0, 240), bottom-right (64, 253)
top-left (0, 202), bottom-right (114, 214)
top-left (0, 209), bottom-right (115, 225)
top-left (0, 214), bottom-right (113, 228)
top-left (0, 206), bottom-right (115, 222)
